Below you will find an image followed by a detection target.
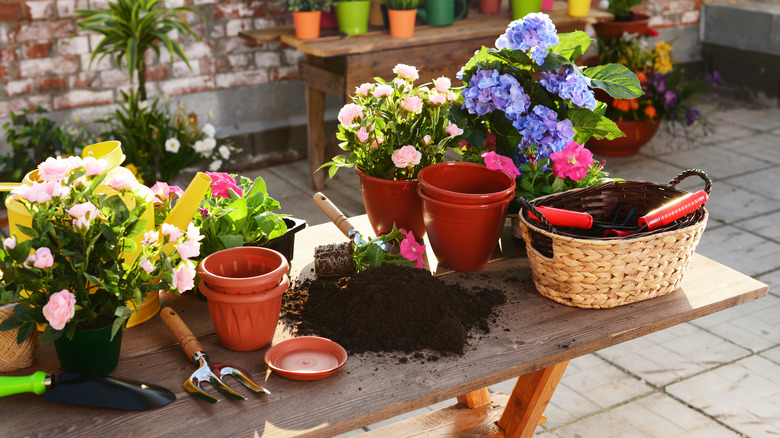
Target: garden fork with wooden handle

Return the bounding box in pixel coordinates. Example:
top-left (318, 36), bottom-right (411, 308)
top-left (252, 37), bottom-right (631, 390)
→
top-left (161, 307), bottom-right (270, 403)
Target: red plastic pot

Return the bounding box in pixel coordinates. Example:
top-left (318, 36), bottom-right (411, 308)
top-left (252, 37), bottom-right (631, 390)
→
top-left (199, 275), bottom-right (289, 351)
top-left (418, 185), bottom-right (512, 271)
top-left (418, 162), bottom-right (516, 205)
top-left (197, 247), bottom-right (289, 295)
top-left (356, 167), bottom-right (426, 238)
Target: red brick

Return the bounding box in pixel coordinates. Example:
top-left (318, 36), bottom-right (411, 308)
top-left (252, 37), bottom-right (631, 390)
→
top-left (69, 72), bottom-right (95, 88)
top-left (5, 78), bottom-right (34, 96)
top-left (159, 76), bottom-right (215, 96)
top-left (37, 76), bottom-right (67, 91)
top-left (19, 56), bottom-right (78, 77)
top-left (271, 65), bottom-right (299, 82)
top-left (0, 63), bottom-right (10, 80)
top-left (53, 89), bottom-right (114, 110)
top-left (217, 37), bottom-right (251, 55)
top-left (0, 45), bottom-right (20, 62)
top-left (0, 4), bottom-right (23, 21)
top-left (213, 2), bottom-right (265, 19)
top-left (11, 20), bottom-right (74, 42)
top-left (182, 41), bottom-right (213, 60)
top-left (99, 69), bottom-right (130, 87)
top-left (200, 57), bottom-right (228, 75)
top-left (145, 64), bottom-right (169, 82)
top-left (23, 40), bottom-right (52, 58)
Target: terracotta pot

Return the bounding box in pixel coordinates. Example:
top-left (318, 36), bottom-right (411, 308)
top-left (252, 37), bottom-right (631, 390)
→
top-left (586, 119), bottom-right (661, 156)
top-left (197, 247), bottom-right (289, 294)
top-left (418, 162), bottom-right (516, 205)
top-left (418, 186), bottom-right (512, 271)
top-left (592, 13), bottom-right (651, 44)
top-left (479, 0), bottom-right (500, 14)
top-left (387, 9), bottom-right (416, 38)
top-left (199, 276), bottom-right (289, 351)
top-left (356, 168), bottom-right (426, 238)
top-left (292, 10), bottom-right (322, 40)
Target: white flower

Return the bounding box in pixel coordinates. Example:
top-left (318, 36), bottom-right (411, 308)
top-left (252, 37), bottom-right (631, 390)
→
top-left (165, 138), bottom-right (181, 153)
top-left (193, 140), bottom-right (208, 155)
top-left (209, 160), bottom-right (222, 171)
top-left (218, 145), bottom-right (230, 159)
top-left (202, 137), bottom-right (217, 153)
top-left (202, 123), bottom-right (216, 138)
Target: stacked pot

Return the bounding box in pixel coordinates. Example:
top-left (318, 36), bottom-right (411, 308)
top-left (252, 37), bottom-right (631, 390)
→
top-left (417, 162), bottom-right (516, 271)
top-left (197, 247), bottom-right (289, 351)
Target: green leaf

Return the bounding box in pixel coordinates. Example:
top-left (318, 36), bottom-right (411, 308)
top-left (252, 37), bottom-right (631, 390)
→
top-left (585, 64), bottom-right (643, 99)
top-left (218, 234), bottom-right (244, 249)
top-left (549, 31), bottom-right (593, 62)
top-left (569, 108), bottom-right (625, 142)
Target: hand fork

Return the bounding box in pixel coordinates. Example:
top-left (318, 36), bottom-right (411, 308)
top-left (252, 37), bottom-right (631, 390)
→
top-left (161, 307), bottom-right (271, 403)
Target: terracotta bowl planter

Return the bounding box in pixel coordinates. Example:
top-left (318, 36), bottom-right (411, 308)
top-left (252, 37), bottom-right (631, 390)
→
top-left (418, 162), bottom-right (516, 205)
top-left (418, 186), bottom-right (513, 271)
top-left (197, 247), bottom-right (289, 294)
top-left (199, 276), bottom-right (289, 351)
top-left (592, 13), bottom-right (651, 44)
top-left (587, 119), bottom-right (661, 157)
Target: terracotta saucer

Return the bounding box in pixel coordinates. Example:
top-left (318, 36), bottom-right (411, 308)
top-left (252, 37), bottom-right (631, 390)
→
top-left (264, 337), bottom-right (348, 381)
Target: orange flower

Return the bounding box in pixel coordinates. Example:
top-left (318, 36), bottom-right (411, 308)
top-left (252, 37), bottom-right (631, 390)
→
top-left (635, 71), bottom-right (647, 83)
top-left (613, 99), bottom-right (630, 112)
top-left (644, 105), bottom-right (657, 118)
top-left (628, 99), bottom-right (639, 110)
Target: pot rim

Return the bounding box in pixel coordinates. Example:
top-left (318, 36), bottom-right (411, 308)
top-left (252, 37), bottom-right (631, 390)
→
top-left (197, 246), bottom-right (289, 288)
top-left (418, 162), bottom-right (516, 200)
top-left (355, 167), bottom-right (417, 185)
top-left (417, 184), bottom-right (514, 208)
top-left (199, 275), bottom-right (289, 303)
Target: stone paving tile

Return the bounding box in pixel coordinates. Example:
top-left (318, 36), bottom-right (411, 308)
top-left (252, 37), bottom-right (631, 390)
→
top-left (761, 345), bottom-right (780, 365)
top-left (666, 355), bottom-right (780, 437)
top-left (695, 182), bottom-right (780, 225)
top-left (725, 167), bottom-right (780, 201)
top-left (653, 145), bottom-right (773, 180)
top-left (695, 225), bottom-right (780, 277)
top-left (596, 323), bottom-right (751, 386)
top-left (549, 393), bottom-right (738, 438)
top-left (690, 294), bottom-right (779, 353)
top-left (757, 269), bottom-right (780, 298)
top-left (711, 107), bottom-right (780, 132)
top-left (718, 131), bottom-right (780, 166)
top-left (363, 406), bottom-right (436, 431)
top-left (737, 209), bottom-right (780, 243)
top-left (591, 154), bottom-right (686, 183)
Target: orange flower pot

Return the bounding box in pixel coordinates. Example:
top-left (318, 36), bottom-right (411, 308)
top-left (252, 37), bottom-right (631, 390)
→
top-left (292, 10), bottom-right (322, 40)
top-left (387, 9), bottom-right (417, 38)
top-left (197, 247), bottom-right (289, 295)
top-left (356, 167), bottom-right (425, 238)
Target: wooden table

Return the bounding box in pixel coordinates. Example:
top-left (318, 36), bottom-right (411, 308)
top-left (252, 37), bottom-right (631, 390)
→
top-left (1, 217), bottom-right (767, 437)
top-left (239, 3), bottom-right (612, 190)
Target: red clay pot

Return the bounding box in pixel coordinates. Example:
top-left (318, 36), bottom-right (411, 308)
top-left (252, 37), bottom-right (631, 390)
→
top-left (197, 247), bottom-right (289, 294)
top-left (479, 0), bottom-right (500, 14)
top-left (418, 162), bottom-right (516, 205)
top-left (199, 275), bottom-right (289, 351)
top-left (418, 185), bottom-right (512, 271)
top-left (587, 119), bottom-right (660, 157)
top-left (592, 13), bottom-right (651, 44)
top-left (356, 167), bottom-right (426, 238)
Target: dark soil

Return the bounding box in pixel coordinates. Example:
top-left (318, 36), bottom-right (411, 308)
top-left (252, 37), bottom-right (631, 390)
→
top-left (281, 264), bottom-right (506, 356)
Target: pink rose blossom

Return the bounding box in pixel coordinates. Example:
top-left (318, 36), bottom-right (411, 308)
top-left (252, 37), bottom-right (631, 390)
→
top-left (106, 172), bottom-right (137, 191)
top-left (142, 230), bottom-right (159, 246)
top-left (42, 290), bottom-right (76, 331)
top-left (205, 172), bottom-right (242, 199)
top-left (68, 202), bottom-right (100, 231)
top-left (445, 121), bottom-right (464, 137)
top-left (357, 127), bottom-right (370, 143)
top-left (422, 135), bottom-right (432, 145)
top-left (37, 156), bottom-right (75, 181)
top-left (337, 103), bottom-right (364, 128)
top-left (13, 181), bottom-right (69, 204)
top-left (447, 91), bottom-right (458, 101)
top-left (372, 84), bottom-right (393, 98)
top-left (393, 78), bottom-right (408, 91)
top-left (482, 151), bottom-right (521, 178)
top-left (429, 91), bottom-right (446, 105)
top-left (393, 63), bottom-right (419, 81)
top-left (161, 223), bottom-right (184, 242)
top-left (176, 240), bottom-right (200, 261)
top-left (391, 145), bottom-right (422, 169)
top-left (172, 262), bottom-right (196, 292)
top-left (32, 247), bottom-right (54, 269)
top-left (139, 256), bottom-right (156, 274)
top-left (433, 77), bottom-right (451, 93)
top-left (3, 236), bottom-right (16, 251)
top-left (82, 156), bottom-right (108, 176)
top-left (551, 141), bottom-right (593, 181)
top-left (401, 96), bottom-right (423, 114)
top-left (399, 230), bottom-right (426, 269)
top-left (355, 83), bottom-right (372, 95)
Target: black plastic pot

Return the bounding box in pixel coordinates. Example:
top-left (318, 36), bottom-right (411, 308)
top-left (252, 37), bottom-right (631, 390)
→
top-left (262, 217), bottom-right (307, 263)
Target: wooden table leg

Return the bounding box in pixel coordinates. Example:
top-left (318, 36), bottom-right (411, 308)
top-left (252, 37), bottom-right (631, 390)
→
top-left (497, 361), bottom-right (569, 438)
top-left (305, 83), bottom-right (327, 191)
top-left (457, 387), bottom-right (491, 408)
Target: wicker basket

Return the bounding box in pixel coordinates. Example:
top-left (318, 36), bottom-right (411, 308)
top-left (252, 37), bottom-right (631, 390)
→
top-left (517, 169), bottom-right (711, 309)
top-left (0, 304), bottom-right (39, 371)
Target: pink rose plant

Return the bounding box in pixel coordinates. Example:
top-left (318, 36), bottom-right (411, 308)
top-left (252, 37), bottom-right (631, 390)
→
top-left (392, 145), bottom-right (422, 169)
top-left (41, 290), bottom-right (76, 331)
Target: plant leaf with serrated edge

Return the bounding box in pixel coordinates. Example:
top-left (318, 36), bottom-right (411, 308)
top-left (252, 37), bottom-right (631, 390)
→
top-left (585, 64), bottom-right (643, 99)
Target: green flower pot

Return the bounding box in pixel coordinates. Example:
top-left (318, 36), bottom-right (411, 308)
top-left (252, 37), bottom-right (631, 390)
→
top-left (336, 1), bottom-right (371, 35)
top-left (511, 0), bottom-right (542, 20)
top-left (54, 323), bottom-right (123, 375)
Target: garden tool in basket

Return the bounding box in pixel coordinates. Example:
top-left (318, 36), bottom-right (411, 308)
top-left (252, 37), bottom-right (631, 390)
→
top-left (312, 192), bottom-right (391, 278)
top-left (161, 307), bottom-right (270, 404)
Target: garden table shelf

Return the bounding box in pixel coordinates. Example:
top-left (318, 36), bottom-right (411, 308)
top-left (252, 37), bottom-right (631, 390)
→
top-left (239, 2), bottom-right (613, 190)
top-left (0, 216), bottom-right (767, 437)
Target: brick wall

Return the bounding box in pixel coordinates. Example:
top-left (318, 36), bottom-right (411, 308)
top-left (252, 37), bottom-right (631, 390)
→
top-left (0, 0), bottom-right (707, 121)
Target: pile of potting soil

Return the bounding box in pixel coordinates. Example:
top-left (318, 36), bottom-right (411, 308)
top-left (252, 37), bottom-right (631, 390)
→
top-left (281, 263), bottom-right (506, 355)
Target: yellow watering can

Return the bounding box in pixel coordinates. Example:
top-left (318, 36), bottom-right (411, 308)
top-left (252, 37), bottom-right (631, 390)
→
top-left (2, 141), bottom-right (211, 327)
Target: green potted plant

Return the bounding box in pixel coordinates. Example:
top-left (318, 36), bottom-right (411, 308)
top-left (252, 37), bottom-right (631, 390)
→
top-left (282, 0), bottom-right (336, 39)
top-left (335, 0), bottom-right (372, 35)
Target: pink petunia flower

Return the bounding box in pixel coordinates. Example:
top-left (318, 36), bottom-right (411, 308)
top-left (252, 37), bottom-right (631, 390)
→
top-left (393, 63), bottom-right (419, 81)
top-left (186, 222), bottom-right (204, 243)
top-left (172, 262), bottom-right (196, 292)
top-left (42, 290), bottom-right (76, 331)
top-left (401, 95), bottom-right (423, 114)
top-left (176, 240), bottom-right (200, 261)
top-left (337, 103), bottom-right (364, 128)
top-left (391, 145), bottom-right (422, 169)
top-left (551, 141), bottom-right (593, 181)
top-left (372, 84), bottom-right (393, 98)
top-left (445, 121), bottom-right (463, 137)
top-left (142, 230), bottom-right (158, 246)
top-left (399, 230), bottom-right (426, 268)
top-left (481, 151), bottom-right (521, 178)
top-left (139, 256), bottom-right (156, 274)
top-left (205, 172), bottom-right (242, 199)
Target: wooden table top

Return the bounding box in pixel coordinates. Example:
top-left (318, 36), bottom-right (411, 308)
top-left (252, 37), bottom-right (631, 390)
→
top-left (239, 2), bottom-right (612, 58)
top-left (1, 217), bottom-right (767, 437)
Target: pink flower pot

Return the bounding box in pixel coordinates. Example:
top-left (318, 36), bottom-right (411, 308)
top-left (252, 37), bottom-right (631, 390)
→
top-left (418, 162), bottom-right (516, 205)
top-left (197, 247), bottom-right (289, 295)
top-left (418, 185), bottom-right (512, 271)
top-left (199, 276), bottom-right (289, 351)
top-left (356, 167), bottom-right (426, 238)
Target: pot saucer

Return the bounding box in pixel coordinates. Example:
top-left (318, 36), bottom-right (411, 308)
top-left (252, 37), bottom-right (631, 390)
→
top-left (264, 337), bottom-right (347, 381)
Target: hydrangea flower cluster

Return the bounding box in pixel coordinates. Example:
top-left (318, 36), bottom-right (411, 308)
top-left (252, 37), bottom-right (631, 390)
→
top-left (495, 12), bottom-right (560, 65)
top-left (514, 106), bottom-right (576, 169)
top-left (539, 66), bottom-right (598, 110)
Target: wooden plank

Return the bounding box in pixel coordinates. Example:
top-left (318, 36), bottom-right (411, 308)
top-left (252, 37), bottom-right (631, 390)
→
top-left (304, 56), bottom-right (329, 191)
top-left (299, 62), bottom-right (345, 97)
top-left (498, 362), bottom-right (569, 437)
top-left (238, 26), bottom-right (293, 44)
top-left (0, 218), bottom-right (768, 438)
top-left (457, 387), bottom-right (492, 408)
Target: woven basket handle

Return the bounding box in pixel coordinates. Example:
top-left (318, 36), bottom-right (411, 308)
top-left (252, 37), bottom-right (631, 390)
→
top-left (668, 169), bottom-right (712, 195)
top-left (517, 197), bottom-right (557, 233)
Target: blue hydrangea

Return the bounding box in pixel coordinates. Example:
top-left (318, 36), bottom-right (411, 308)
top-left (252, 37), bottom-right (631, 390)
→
top-left (495, 13), bottom-right (559, 65)
top-left (511, 105), bottom-right (575, 168)
top-left (462, 69), bottom-right (531, 118)
top-left (539, 66), bottom-right (597, 110)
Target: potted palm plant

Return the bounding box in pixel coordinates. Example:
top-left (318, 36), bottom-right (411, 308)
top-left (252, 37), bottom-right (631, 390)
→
top-left (282, 0), bottom-right (336, 40)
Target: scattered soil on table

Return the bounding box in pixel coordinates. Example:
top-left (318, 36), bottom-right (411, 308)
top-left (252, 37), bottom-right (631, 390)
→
top-left (281, 264), bottom-right (506, 356)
